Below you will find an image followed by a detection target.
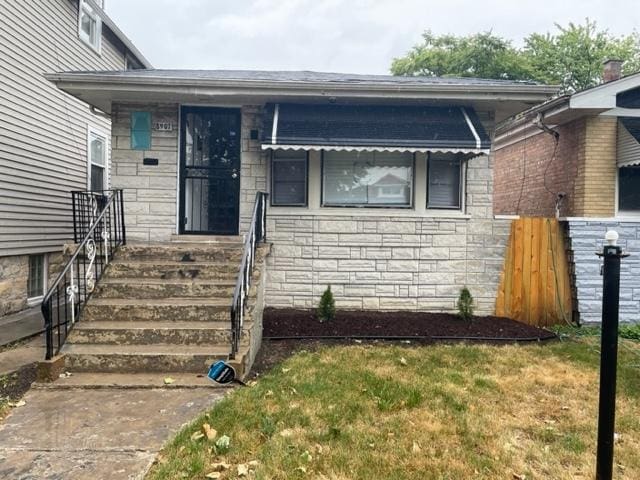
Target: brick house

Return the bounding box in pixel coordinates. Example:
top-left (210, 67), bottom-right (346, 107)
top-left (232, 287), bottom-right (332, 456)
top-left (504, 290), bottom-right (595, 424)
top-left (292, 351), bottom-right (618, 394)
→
top-left (494, 61), bottom-right (640, 323)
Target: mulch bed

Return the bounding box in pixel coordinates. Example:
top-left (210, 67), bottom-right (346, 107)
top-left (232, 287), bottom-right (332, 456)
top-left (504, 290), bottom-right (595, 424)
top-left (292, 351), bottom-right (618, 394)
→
top-left (0, 364), bottom-right (37, 401)
top-left (263, 308), bottom-right (556, 341)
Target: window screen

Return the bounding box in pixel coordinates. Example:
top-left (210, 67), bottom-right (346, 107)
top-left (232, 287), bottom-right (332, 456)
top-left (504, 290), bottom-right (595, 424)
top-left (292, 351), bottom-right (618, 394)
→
top-left (271, 151), bottom-right (308, 206)
top-left (131, 111), bottom-right (152, 150)
top-left (427, 154), bottom-right (462, 209)
top-left (28, 254), bottom-right (45, 299)
top-left (619, 166), bottom-right (640, 211)
top-left (323, 151), bottom-right (413, 206)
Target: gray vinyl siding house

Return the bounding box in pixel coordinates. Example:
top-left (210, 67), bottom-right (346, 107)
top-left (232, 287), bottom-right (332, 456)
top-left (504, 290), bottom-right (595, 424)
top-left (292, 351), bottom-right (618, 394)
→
top-left (49, 70), bottom-right (556, 315)
top-left (0, 0), bottom-right (150, 317)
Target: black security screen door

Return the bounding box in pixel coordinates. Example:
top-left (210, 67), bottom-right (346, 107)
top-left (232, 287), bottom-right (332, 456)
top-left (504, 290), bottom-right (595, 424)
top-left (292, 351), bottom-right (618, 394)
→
top-left (179, 107), bottom-right (241, 235)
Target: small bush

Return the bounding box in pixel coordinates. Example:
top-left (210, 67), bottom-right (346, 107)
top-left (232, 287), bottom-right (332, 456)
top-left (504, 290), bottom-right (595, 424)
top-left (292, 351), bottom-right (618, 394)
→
top-left (317, 285), bottom-right (336, 323)
top-left (619, 324), bottom-right (640, 341)
top-left (457, 287), bottom-right (474, 321)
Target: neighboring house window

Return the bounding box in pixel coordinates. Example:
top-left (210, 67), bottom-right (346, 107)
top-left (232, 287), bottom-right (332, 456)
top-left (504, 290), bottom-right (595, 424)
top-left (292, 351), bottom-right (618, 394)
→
top-left (271, 151), bottom-right (308, 206)
top-left (427, 154), bottom-right (462, 209)
top-left (322, 151), bottom-right (413, 207)
top-left (27, 254), bottom-right (46, 301)
top-left (88, 129), bottom-right (107, 191)
top-left (619, 165), bottom-right (640, 211)
top-left (78, 0), bottom-right (101, 53)
top-left (131, 112), bottom-right (152, 150)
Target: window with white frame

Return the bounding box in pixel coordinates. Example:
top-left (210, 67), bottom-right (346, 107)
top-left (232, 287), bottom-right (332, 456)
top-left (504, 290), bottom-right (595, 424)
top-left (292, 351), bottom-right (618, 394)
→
top-left (27, 254), bottom-right (46, 301)
top-left (618, 165), bottom-right (640, 211)
top-left (271, 150), bottom-right (308, 206)
top-left (88, 129), bottom-right (107, 191)
top-left (78, 0), bottom-right (101, 52)
top-left (427, 153), bottom-right (463, 209)
top-left (322, 151), bottom-right (413, 207)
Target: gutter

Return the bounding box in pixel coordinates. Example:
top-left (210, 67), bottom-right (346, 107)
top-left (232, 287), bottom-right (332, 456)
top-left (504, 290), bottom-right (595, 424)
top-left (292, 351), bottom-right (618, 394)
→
top-left (85, 0), bottom-right (153, 69)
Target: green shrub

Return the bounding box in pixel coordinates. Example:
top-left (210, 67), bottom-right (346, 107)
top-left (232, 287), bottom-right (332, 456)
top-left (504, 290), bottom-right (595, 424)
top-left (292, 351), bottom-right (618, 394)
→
top-left (457, 287), bottom-right (474, 321)
top-left (619, 324), bottom-right (640, 341)
top-left (317, 285), bottom-right (336, 323)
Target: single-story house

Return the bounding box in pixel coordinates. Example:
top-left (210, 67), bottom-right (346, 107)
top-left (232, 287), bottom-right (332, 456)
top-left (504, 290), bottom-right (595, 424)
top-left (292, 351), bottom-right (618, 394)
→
top-left (48, 69), bottom-right (555, 314)
top-left (494, 60), bottom-right (640, 323)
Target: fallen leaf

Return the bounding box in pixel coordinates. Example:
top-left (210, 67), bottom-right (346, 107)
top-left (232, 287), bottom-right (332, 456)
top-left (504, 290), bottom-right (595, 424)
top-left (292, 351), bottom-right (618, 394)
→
top-left (248, 460), bottom-right (260, 467)
top-left (237, 464), bottom-right (249, 477)
top-left (513, 474), bottom-right (526, 480)
top-left (399, 357), bottom-right (408, 366)
top-left (210, 462), bottom-right (230, 472)
top-left (164, 377), bottom-right (175, 385)
top-left (282, 368), bottom-right (291, 373)
top-left (279, 429), bottom-right (294, 438)
top-left (295, 466), bottom-right (307, 474)
top-left (191, 431), bottom-right (205, 441)
top-left (8, 400), bottom-right (26, 408)
top-left (265, 390), bottom-right (274, 397)
top-left (205, 473), bottom-right (221, 479)
top-left (300, 450), bottom-right (312, 462)
top-left (411, 442), bottom-right (421, 453)
top-left (202, 423), bottom-right (217, 441)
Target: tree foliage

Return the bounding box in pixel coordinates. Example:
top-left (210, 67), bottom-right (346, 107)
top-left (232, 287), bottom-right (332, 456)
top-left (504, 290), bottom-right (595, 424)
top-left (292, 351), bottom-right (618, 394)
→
top-left (391, 20), bottom-right (640, 93)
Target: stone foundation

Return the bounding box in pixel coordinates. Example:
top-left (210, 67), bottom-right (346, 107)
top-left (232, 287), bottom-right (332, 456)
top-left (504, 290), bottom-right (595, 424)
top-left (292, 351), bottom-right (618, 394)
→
top-left (0, 255), bottom-right (29, 316)
top-left (566, 219), bottom-right (640, 323)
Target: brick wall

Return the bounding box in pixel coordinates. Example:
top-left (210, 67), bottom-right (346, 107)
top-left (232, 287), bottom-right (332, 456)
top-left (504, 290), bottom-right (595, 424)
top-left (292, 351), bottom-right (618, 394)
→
top-left (493, 118), bottom-right (584, 217)
top-left (579, 116), bottom-right (617, 217)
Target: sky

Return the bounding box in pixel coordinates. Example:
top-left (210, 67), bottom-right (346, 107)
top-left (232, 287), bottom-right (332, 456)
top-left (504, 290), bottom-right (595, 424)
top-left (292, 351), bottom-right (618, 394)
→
top-left (107, 0), bottom-right (640, 74)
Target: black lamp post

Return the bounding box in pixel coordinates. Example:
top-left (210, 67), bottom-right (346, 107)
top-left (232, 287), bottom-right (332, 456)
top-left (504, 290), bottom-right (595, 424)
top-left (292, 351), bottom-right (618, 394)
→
top-left (595, 229), bottom-right (628, 480)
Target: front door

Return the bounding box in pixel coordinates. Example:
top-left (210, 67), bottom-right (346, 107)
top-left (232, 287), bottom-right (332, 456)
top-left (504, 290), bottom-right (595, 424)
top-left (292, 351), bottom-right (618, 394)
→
top-left (179, 107), bottom-right (241, 234)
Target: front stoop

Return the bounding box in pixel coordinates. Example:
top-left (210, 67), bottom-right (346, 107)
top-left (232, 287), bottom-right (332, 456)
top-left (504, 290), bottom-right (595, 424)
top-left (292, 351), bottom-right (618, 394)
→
top-left (49, 239), bottom-right (269, 386)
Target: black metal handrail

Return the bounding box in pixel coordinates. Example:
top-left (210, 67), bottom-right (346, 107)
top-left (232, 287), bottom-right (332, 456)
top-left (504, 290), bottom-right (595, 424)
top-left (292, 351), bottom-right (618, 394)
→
top-left (230, 192), bottom-right (268, 359)
top-left (42, 189), bottom-right (126, 359)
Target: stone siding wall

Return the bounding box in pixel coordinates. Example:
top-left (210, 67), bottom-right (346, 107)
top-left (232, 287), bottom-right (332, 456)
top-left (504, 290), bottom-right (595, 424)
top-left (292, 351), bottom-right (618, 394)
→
top-left (0, 251), bottom-right (66, 318)
top-left (264, 155), bottom-right (510, 314)
top-left (110, 103), bottom-right (180, 242)
top-left (567, 220), bottom-right (640, 323)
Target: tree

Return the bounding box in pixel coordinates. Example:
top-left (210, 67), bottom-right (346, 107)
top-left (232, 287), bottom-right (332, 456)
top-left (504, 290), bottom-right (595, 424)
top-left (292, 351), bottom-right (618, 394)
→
top-left (391, 20), bottom-right (640, 93)
top-left (524, 20), bottom-right (640, 93)
top-left (391, 31), bottom-right (530, 80)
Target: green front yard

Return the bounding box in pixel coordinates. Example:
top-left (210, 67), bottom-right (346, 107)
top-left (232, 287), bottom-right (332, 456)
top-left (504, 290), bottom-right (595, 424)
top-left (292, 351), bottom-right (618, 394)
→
top-left (148, 336), bottom-right (640, 479)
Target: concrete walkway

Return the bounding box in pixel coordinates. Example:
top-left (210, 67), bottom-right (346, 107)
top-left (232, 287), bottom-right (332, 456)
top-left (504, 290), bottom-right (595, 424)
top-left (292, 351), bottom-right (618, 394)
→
top-left (0, 335), bottom-right (45, 376)
top-left (0, 386), bottom-right (225, 479)
top-left (0, 308), bottom-right (43, 347)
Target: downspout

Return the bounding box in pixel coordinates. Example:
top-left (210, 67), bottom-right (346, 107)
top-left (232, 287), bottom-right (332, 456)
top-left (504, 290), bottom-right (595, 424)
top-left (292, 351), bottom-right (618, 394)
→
top-left (90, 106), bottom-right (111, 120)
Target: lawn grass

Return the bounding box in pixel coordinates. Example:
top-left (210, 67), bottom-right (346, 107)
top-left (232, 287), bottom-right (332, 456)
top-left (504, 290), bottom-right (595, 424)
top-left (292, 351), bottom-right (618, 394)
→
top-left (147, 337), bottom-right (640, 480)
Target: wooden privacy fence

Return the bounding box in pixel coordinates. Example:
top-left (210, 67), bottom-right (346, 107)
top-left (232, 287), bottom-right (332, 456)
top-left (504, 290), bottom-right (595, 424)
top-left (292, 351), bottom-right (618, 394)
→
top-left (496, 217), bottom-right (573, 327)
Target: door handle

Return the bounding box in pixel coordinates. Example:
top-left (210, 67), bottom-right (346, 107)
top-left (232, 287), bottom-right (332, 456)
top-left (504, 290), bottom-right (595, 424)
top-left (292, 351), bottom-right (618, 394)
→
top-left (231, 172), bottom-right (238, 179)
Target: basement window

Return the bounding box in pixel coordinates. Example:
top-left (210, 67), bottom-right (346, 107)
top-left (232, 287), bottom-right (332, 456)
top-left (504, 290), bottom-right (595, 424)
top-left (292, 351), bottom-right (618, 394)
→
top-left (78, 1), bottom-right (102, 53)
top-left (619, 165), bottom-right (640, 212)
top-left (27, 254), bottom-right (46, 302)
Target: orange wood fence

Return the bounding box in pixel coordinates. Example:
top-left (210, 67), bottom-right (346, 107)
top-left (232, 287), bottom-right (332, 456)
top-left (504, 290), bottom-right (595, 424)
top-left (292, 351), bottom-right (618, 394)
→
top-left (496, 217), bottom-right (573, 327)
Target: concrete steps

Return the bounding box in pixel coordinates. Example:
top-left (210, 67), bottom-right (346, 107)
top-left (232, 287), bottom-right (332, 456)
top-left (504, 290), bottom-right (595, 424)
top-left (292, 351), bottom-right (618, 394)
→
top-left (63, 344), bottom-right (247, 374)
top-left (34, 372), bottom-right (234, 389)
top-left (67, 320), bottom-right (254, 346)
top-left (94, 278), bottom-right (244, 299)
top-left (53, 238), bottom-right (268, 381)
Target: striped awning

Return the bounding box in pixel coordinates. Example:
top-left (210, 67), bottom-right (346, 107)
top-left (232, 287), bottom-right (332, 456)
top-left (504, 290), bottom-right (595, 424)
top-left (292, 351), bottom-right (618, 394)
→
top-left (261, 103), bottom-right (491, 154)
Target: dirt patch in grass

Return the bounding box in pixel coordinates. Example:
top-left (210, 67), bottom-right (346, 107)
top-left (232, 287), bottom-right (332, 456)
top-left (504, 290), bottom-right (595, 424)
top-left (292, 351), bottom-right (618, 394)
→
top-left (264, 308), bottom-right (556, 341)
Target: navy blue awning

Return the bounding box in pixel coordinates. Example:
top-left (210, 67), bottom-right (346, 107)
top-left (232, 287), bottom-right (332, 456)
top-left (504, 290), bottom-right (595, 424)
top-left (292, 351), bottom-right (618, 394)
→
top-left (262, 103), bottom-right (490, 154)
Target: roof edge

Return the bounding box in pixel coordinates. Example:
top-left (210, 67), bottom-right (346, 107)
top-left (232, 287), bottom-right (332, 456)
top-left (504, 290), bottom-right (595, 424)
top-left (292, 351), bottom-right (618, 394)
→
top-left (44, 71), bottom-right (559, 97)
